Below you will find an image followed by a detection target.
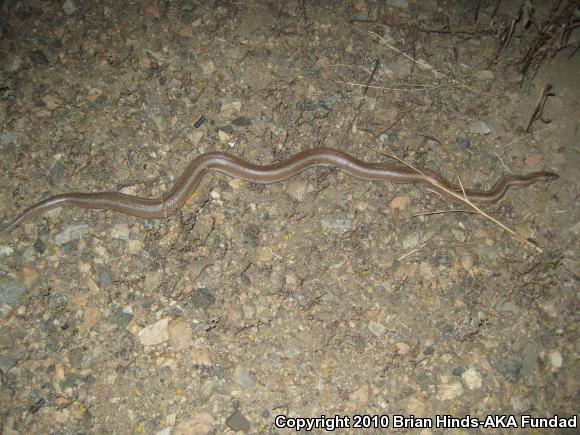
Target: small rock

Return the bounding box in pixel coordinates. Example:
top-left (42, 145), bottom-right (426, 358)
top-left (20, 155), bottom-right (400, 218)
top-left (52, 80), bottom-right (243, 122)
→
top-left (405, 396), bottom-right (426, 415)
top-left (511, 394), bottom-right (531, 412)
top-left (144, 271), bottom-right (163, 293)
top-left (83, 306), bottom-right (101, 329)
top-left (18, 266), bottom-right (38, 285)
top-left (538, 301), bottom-right (557, 318)
top-left (225, 410), bottom-right (251, 433)
top-left (461, 367), bottom-right (482, 390)
top-left (138, 317), bottom-right (171, 346)
top-left (451, 228), bottom-right (465, 242)
top-left (320, 216), bottom-right (350, 234)
top-left (55, 224), bottom-right (89, 245)
top-left (387, 0), bottom-right (409, 8)
top-left (468, 121), bottom-right (492, 135)
top-left (33, 239), bottom-right (45, 254)
top-left (220, 100), bottom-right (241, 117)
top-left (233, 367), bottom-right (255, 388)
top-left (500, 301), bottom-right (520, 315)
top-left (110, 223), bottom-right (130, 240)
top-left (168, 317), bottom-right (192, 350)
top-left (475, 70), bottom-right (494, 80)
top-left (144, 0), bottom-right (160, 19)
top-left (190, 347), bottom-right (213, 367)
top-left (62, 0), bottom-right (77, 16)
top-left (257, 247), bottom-right (273, 262)
top-left (127, 238), bottom-right (143, 253)
top-left (172, 414), bottom-right (214, 435)
top-left (368, 321), bottom-right (385, 337)
top-left (457, 136), bottom-right (471, 150)
top-left (218, 130), bottom-right (231, 143)
top-left (110, 307), bottom-right (133, 328)
top-left (390, 196), bottom-right (410, 211)
top-left (395, 342), bottom-right (411, 356)
top-left (285, 180), bottom-right (311, 202)
top-left (436, 381), bottom-right (464, 400)
top-left (348, 385), bottom-right (370, 404)
top-left (0, 245), bottom-right (14, 257)
top-left (548, 350), bottom-right (562, 370)
top-left (231, 116), bottom-right (252, 127)
top-left (0, 280), bottom-right (27, 306)
top-left (401, 233), bottom-right (419, 249)
top-left (525, 154), bottom-right (542, 168)
top-left (201, 60), bottom-right (215, 75)
top-left (191, 288), bottom-right (216, 308)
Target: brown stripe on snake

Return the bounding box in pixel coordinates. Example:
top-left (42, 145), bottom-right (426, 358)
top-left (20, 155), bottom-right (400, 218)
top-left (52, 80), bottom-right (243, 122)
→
top-left (1, 148), bottom-right (558, 234)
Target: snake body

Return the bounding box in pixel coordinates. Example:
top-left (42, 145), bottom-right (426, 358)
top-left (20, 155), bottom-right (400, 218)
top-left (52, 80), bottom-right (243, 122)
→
top-left (1, 148), bottom-right (557, 234)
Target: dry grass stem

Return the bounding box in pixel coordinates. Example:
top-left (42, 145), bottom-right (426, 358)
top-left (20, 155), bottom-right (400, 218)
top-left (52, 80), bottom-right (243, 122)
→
top-left (334, 80), bottom-right (458, 92)
top-left (369, 145), bottom-right (544, 253)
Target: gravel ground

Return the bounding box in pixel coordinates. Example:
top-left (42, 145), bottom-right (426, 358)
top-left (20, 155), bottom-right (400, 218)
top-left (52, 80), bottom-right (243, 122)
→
top-left (0, 1), bottom-right (578, 434)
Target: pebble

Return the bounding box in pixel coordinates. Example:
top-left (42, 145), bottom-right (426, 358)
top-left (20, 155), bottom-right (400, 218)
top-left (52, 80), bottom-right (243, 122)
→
top-left (257, 247), bottom-right (273, 262)
top-left (461, 367), bottom-right (482, 390)
top-left (137, 317), bottom-right (171, 347)
top-left (172, 414), bottom-right (214, 435)
top-left (55, 224), bottom-right (89, 245)
top-left (110, 307), bottom-right (133, 328)
top-left (401, 233), bottom-right (419, 249)
top-left (144, 271), bottom-right (163, 293)
top-left (538, 301), bottom-right (557, 318)
top-left (457, 136), bottom-right (471, 150)
top-left (233, 367), bottom-right (255, 388)
top-left (395, 342), bottom-right (411, 356)
top-left (190, 288), bottom-right (216, 308)
top-left (285, 180), bottom-right (311, 202)
top-left (0, 279), bottom-right (27, 306)
top-left (387, 0), bottom-right (409, 8)
top-left (320, 216), bottom-right (350, 234)
top-left (548, 350), bottom-right (562, 370)
top-left (18, 266), bottom-right (37, 286)
top-left (168, 317), bottom-right (192, 350)
top-left (127, 239), bottom-right (143, 255)
top-left (436, 381), bottom-right (464, 400)
top-left (468, 120), bottom-right (492, 135)
top-left (201, 60), bottom-right (215, 75)
top-left (110, 223), bottom-right (130, 240)
top-left (226, 410), bottom-right (251, 433)
top-left (348, 384), bottom-right (370, 405)
top-left (511, 394), bottom-right (531, 412)
top-left (220, 100), bottom-right (241, 117)
top-left (500, 301), bottom-right (520, 315)
top-left (231, 116), bottom-right (252, 127)
top-left (0, 245), bottom-right (14, 257)
top-left (390, 196), bottom-right (410, 211)
top-left (144, 0), bottom-right (160, 19)
top-left (475, 70), bottom-right (494, 80)
top-left (62, 0), bottom-right (77, 16)
top-left (368, 321), bottom-right (385, 336)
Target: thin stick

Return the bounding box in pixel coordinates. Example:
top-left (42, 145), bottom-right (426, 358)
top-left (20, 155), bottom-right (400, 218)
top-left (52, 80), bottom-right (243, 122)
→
top-left (334, 80), bottom-right (458, 92)
top-left (369, 145), bottom-right (544, 253)
top-left (401, 209), bottom-right (479, 220)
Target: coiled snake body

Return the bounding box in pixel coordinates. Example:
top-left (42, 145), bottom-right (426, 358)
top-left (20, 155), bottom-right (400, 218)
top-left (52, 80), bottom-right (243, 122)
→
top-left (1, 148), bottom-right (557, 234)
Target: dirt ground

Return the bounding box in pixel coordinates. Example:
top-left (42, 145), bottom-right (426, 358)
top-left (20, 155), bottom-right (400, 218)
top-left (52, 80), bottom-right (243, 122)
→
top-left (0, 0), bottom-right (578, 434)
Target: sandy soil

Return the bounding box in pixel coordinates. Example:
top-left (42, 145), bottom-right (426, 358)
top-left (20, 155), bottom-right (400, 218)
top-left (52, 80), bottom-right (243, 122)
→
top-left (0, 0), bottom-right (578, 434)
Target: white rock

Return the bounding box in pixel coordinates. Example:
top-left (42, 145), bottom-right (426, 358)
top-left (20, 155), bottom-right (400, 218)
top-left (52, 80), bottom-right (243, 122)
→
top-left (548, 350), bottom-right (562, 370)
top-left (138, 317), bottom-right (171, 346)
top-left (468, 120), bottom-right (492, 135)
top-left (55, 224), bottom-right (89, 245)
top-left (462, 367), bottom-right (482, 390)
top-left (437, 381), bottom-right (464, 400)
